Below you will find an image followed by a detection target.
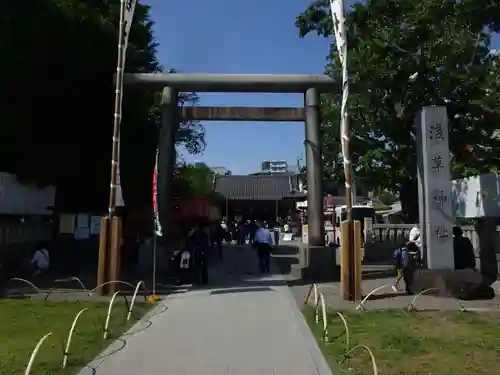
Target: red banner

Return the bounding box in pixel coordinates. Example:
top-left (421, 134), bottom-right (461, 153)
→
top-left (171, 197), bottom-right (213, 221)
top-left (152, 153), bottom-right (162, 236)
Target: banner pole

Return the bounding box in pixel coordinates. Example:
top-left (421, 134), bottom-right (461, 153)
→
top-left (329, 0), bottom-right (356, 300)
top-left (152, 220), bottom-right (157, 296)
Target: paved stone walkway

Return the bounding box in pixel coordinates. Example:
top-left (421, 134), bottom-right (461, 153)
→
top-left (79, 246), bottom-right (332, 375)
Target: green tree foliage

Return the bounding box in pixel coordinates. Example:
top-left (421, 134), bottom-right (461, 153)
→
top-left (296, 0), bottom-right (500, 221)
top-left (0, 0), bottom-right (205, 211)
top-left (377, 190), bottom-right (398, 206)
top-left (173, 163), bottom-right (215, 199)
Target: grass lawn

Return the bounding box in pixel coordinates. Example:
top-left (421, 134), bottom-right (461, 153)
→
top-left (0, 299), bottom-right (152, 375)
top-left (303, 307), bottom-right (500, 375)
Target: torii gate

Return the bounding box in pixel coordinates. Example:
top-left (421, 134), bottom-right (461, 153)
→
top-left (123, 72), bottom-right (338, 250)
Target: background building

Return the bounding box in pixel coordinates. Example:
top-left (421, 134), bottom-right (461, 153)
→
top-left (214, 174), bottom-right (304, 221)
top-left (261, 160), bottom-right (288, 174)
top-left (250, 160), bottom-right (299, 175)
top-left (210, 166), bottom-right (232, 175)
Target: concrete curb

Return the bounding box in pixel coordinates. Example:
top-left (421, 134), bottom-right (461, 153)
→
top-left (271, 261), bottom-right (334, 375)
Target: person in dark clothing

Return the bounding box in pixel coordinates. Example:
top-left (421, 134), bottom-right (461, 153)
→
top-left (187, 222), bottom-right (210, 285)
top-left (401, 241), bottom-right (421, 295)
top-left (237, 221), bottom-right (245, 245)
top-left (249, 220), bottom-right (257, 243)
top-left (453, 226), bottom-right (476, 270)
top-left (213, 222), bottom-right (225, 260)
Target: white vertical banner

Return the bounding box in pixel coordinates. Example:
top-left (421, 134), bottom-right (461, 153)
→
top-left (115, 0), bottom-right (137, 207)
top-left (123, 0), bottom-right (137, 52)
top-left (329, 0), bottom-right (347, 61)
top-left (329, 0), bottom-right (353, 204)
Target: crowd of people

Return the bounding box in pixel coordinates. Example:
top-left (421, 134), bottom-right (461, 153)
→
top-left (165, 218), bottom-right (281, 286)
top-left (217, 217), bottom-right (292, 246)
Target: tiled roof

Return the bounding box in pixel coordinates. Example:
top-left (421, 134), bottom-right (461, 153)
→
top-left (214, 174), bottom-right (305, 200)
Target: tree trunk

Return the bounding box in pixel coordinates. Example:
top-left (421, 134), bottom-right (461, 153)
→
top-left (399, 178), bottom-right (419, 223)
top-left (474, 218), bottom-right (499, 285)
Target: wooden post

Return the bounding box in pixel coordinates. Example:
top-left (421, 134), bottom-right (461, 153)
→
top-left (108, 216), bottom-right (122, 295)
top-left (340, 220), bottom-right (350, 300)
top-left (340, 220), bottom-right (363, 300)
top-left (116, 217), bottom-right (123, 280)
top-left (353, 220), bottom-right (363, 301)
top-left (97, 216), bottom-right (110, 296)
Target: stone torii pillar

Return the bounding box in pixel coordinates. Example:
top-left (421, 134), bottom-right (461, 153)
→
top-left (304, 88), bottom-right (325, 246)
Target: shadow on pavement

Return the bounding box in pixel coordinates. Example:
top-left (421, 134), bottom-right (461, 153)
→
top-left (186, 245), bottom-right (311, 293)
top-left (210, 286), bottom-right (274, 295)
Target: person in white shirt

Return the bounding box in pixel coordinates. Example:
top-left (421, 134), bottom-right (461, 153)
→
top-left (408, 224), bottom-right (421, 249)
top-left (220, 220), bottom-right (229, 242)
top-left (220, 220), bottom-right (228, 232)
top-left (253, 221), bottom-right (273, 273)
top-left (31, 244), bottom-right (50, 277)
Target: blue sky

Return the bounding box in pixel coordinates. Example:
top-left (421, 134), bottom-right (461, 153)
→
top-left (142, 0), bottom-right (331, 174)
top-left (142, 0), bottom-right (499, 175)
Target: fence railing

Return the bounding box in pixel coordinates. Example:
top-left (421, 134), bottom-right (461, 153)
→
top-left (367, 224), bottom-right (498, 250)
top-left (362, 223), bottom-right (500, 264)
top-left (0, 221), bottom-right (51, 246)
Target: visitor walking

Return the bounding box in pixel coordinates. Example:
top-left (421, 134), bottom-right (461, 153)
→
top-left (453, 226), bottom-right (475, 270)
top-left (391, 246), bottom-right (404, 292)
top-left (188, 222), bottom-right (210, 285)
top-left (30, 243), bottom-right (50, 278)
top-left (401, 241), bottom-right (421, 294)
top-left (253, 221), bottom-right (273, 273)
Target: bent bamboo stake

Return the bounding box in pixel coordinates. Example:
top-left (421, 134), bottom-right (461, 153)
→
top-left (319, 293), bottom-right (329, 341)
top-left (53, 277), bottom-right (89, 295)
top-left (407, 288), bottom-right (438, 311)
top-left (127, 280), bottom-right (145, 321)
top-left (407, 287), bottom-right (467, 312)
top-left (10, 278), bottom-right (41, 293)
top-left (304, 283), bottom-right (318, 306)
top-left (103, 291), bottom-right (121, 340)
top-left (91, 280), bottom-right (135, 295)
top-left (24, 332), bottom-right (52, 375)
top-left (335, 312), bottom-right (350, 367)
top-left (62, 308), bottom-right (88, 368)
top-left (314, 295), bottom-right (321, 324)
top-left (341, 344), bottom-right (379, 375)
top-left (355, 284), bottom-right (390, 311)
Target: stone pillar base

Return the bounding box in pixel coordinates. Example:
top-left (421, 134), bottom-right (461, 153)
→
top-left (293, 245), bottom-right (338, 281)
top-left (412, 268), bottom-right (494, 299)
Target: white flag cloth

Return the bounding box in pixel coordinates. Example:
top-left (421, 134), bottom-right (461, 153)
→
top-left (330, 0), bottom-right (353, 198)
top-left (123, 0), bottom-right (137, 52)
top-left (329, 0), bottom-right (347, 64)
top-left (115, 0), bottom-right (137, 208)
